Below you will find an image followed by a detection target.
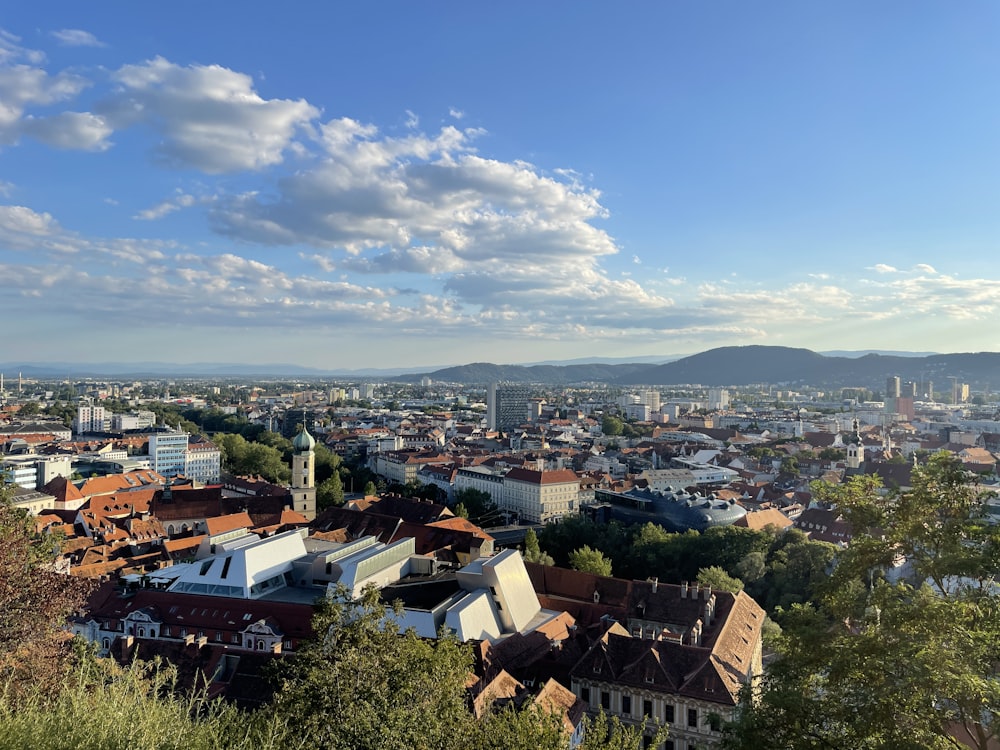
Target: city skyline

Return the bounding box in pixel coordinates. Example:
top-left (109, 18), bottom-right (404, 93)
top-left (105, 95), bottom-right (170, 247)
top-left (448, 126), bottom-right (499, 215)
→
top-left (4, 3), bottom-right (1000, 369)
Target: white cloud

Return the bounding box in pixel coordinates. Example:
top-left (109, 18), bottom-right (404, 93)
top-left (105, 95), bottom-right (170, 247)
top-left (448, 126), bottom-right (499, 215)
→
top-left (913, 263), bottom-right (937, 274)
top-left (870, 263), bottom-right (897, 273)
top-left (134, 193), bottom-right (198, 221)
top-left (0, 63), bottom-right (92, 144)
top-left (51, 29), bottom-right (106, 48)
top-left (448, 107), bottom-right (464, 119)
top-left (20, 111), bottom-right (112, 150)
top-left (0, 31), bottom-right (110, 150)
top-left (0, 204), bottom-right (57, 235)
top-left (98, 56), bottom-right (319, 172)
top-left (405, 109), bottom-right (419, 129)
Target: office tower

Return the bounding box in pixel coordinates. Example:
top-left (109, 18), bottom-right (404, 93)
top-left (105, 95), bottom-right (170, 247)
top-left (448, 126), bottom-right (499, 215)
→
top-left (885, 376), bottom-right (901, 399)
top-left (487, 382), bottom-right (532, 433)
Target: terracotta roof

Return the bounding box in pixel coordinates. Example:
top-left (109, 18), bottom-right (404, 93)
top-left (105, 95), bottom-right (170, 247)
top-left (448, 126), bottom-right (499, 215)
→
top-left (204, 512), bottom-right (255, 536)
top-left (734, 508), bottom-right (794, 531)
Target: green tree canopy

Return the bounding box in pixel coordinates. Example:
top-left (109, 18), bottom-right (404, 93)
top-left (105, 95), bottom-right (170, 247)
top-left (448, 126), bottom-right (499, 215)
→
top-left (522, 528), bottom-right (554, 566)
top-left (724, 454), bottom-right (1000, 750)
top-left (569, 545), bottom-right (613, 577)
top-left (600, 414), bottom-right (623, 436)
top-left (696, 565), bottom-right (744, 593)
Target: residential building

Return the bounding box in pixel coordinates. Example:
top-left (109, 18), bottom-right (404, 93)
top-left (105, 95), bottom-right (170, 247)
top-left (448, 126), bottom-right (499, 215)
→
top-left (75, 399), bottom-right (107, 434)
top-left (185, 436), bottom-right (222, 483)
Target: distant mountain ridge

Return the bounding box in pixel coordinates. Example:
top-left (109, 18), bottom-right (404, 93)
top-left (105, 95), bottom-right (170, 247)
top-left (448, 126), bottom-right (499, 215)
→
top-left (406, 347), bottom-right (1000, 389)
top-left (3, 348), bottom-right (997, 388)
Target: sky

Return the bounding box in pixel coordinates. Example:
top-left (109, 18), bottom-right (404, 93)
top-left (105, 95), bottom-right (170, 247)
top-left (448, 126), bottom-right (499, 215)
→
top-left (3, 2), bottom-right (1000, 370)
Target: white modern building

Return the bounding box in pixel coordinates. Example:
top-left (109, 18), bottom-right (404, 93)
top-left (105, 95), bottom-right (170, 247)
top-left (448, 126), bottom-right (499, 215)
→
top-left (147, 431), bottom-right (189, 478)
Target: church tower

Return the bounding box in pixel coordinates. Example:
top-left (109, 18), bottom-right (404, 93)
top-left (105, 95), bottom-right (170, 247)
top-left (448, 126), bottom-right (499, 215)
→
top-left (290, 426), bottom-right (317, 521)
top-left (846, 442), bottom-right (861, 470)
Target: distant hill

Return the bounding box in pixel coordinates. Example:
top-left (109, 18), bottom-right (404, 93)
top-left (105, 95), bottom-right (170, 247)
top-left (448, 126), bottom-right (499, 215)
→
top-left (401, 347), bottom-right (1000, 390)
top-left (398, 361), bottom-right (659, 385)
top-left (614, 347), bottom-right (1000, 389)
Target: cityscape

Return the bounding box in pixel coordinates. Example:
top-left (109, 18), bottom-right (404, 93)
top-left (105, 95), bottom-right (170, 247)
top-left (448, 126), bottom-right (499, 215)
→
top-left (3, 3), bottom-right (1000, 750)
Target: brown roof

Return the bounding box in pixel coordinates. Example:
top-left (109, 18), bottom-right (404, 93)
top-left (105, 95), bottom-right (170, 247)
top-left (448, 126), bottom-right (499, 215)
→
top-left (734, 508), bottom-right (793, 531)
top-left (504, 468), bottom-right (580, 485)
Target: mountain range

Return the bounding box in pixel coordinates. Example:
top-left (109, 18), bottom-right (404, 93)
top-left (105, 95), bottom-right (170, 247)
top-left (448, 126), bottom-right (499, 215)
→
top-left (3, 347), bottom-right (998, 390)
top-left (405, 346), bottom-right (1000, 390)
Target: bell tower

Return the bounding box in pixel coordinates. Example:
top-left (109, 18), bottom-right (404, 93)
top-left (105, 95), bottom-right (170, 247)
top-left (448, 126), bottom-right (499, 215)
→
top-left (290, 425), bottom-right (317, 520)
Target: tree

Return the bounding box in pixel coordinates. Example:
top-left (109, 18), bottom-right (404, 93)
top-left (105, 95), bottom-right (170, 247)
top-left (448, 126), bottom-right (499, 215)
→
top-left (522, 528), bottom-right (554, 566)
top-left (0, 490), bottom-right (92, 694)
top-left (17, 400), bottom-right (41, 418)
top-left (268, 585), bottom-right (480, 749)
top-left (363, 480), bottom-right (378, 496)
top-left (317, 472), bottom-right (345, 510)
top-left (270, 584), bottom-right (665, 750)
top-left (601, 415), bottom-right (623, 437)
top-left (569, 545), bottom-right (613, 577)
top-left (696, 565), bottom-right (743, 593)
top-left (453, 488), bottom-right (498, 526)
top-left (724, 455), bottom-right (1000, 750)
top-left (779, 455), bottom-right (800, 477)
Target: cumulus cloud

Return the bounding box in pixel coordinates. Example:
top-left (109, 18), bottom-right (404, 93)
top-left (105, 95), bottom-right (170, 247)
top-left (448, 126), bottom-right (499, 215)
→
top-left (51, 29), bottom-right (105, 48)
top-left (20, 111), bottom-right (112, 150)
top-left (870, 263), bottom-right (897, 273)
top-left (0, 31), bottom-right (111, 150)
top-left (0, 204), bottom-right (58, 235)
top-left (448, 107), bottom-right (464, 119)
top-left (98, 56), bottom-right (319, 172)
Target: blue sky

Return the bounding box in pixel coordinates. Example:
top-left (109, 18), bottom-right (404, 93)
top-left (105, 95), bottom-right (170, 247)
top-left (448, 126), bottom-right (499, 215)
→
top-left (3, 2), bottom-right (1000, 369)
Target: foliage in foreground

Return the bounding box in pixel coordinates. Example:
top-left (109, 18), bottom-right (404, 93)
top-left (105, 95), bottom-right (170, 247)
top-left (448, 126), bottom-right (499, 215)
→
top-left (0, 650), bottom-right (290, 750)
top-left (723, 455), bottom-right (1000, 750)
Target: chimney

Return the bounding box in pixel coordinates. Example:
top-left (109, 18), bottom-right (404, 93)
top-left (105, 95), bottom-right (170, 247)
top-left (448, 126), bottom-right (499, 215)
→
top-left (703, 584), bottom-right (712, 600)
top-left (650, 576), bottom-right (659, 594)
top-left (680, 581), bottom-right (688, 598)
top-left (691, 581), bottom-right (700, 598)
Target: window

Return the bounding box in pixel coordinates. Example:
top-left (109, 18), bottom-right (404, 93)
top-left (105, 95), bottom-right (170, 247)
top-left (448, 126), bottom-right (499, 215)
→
top-left (665, 743), bottom-right (674, 750)
top-left (643, 699), bottom-right (653, 718)
top-left (688, 708), bottom-right (698, 728)
top-left (601, 691), bottom-right (610, 710)
top-left (581, 687), bottom-right (590, 703)
top-left (708, 713), bottom-right (722, 732)
top-left (664, 704), bottom-right (674, 723)
top-left (622, 694), bottom-right (632, 716)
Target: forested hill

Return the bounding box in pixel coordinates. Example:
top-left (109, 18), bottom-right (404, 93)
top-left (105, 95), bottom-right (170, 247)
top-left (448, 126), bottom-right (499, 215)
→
top-left (399, 347), bottom-right (1000, 388)
top-left (396, 361), bottom-right (659, 385)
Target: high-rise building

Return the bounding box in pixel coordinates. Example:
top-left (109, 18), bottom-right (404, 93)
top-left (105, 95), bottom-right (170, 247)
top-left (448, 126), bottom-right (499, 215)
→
top-left (641, 390), bottom-right (661, 412)
top-left (74, 399), bottom-right (107, 435)
top-left (708, 388), bottom-right (730, 411)
top-left (487, 382), bottom-right (532, 433)
top-left (885, 376), bottom-right (901, 399)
